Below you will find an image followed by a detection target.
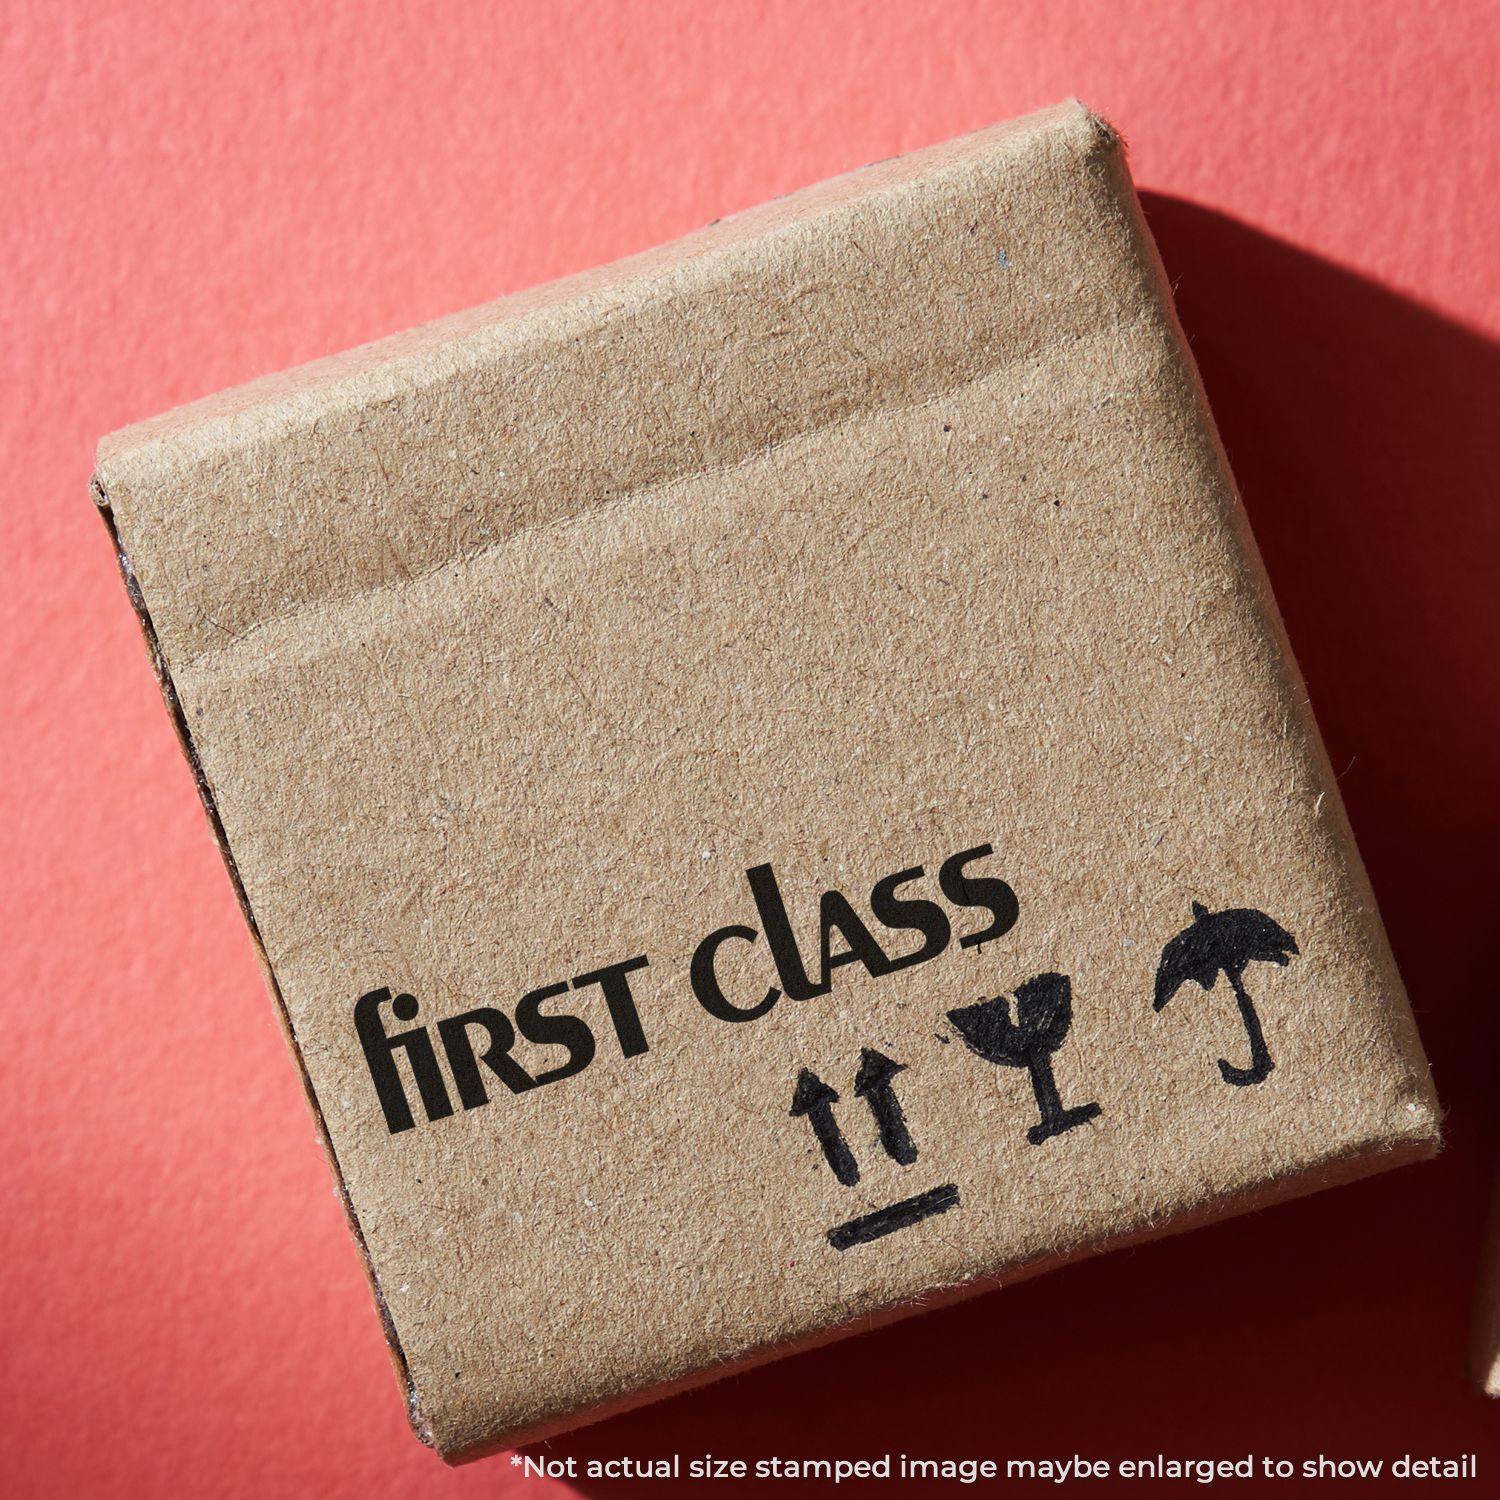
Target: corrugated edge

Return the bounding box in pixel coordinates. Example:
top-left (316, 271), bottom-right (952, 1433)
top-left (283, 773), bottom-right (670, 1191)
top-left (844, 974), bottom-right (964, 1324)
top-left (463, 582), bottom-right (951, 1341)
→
top-left (90, 476), bottom-right (436, 1451)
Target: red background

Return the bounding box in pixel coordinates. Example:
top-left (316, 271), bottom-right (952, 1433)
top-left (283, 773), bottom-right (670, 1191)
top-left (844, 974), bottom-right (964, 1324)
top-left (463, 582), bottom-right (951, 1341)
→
top-left (5, 2), bottom-right (1499, 1495)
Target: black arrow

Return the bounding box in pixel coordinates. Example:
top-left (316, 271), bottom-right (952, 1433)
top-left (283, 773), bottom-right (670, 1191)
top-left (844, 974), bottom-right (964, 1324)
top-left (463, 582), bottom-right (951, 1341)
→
top-left (790, 1069), bottom-right (859, 1186)
top-left (853, 1047), bottom-right (917, 1165)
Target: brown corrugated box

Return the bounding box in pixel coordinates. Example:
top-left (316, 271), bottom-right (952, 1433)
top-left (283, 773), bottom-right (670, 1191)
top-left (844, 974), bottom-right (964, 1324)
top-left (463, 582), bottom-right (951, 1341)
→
top-left (93, 101), bottom-right (1439, 1460)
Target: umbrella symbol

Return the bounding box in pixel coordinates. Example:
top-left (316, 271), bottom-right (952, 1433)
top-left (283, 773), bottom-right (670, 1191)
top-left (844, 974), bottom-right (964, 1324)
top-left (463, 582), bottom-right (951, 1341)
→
top-left (1154, 901), bottom-right (1299, 1086)
top-left (946, 972), bottom-right (1102, 1145)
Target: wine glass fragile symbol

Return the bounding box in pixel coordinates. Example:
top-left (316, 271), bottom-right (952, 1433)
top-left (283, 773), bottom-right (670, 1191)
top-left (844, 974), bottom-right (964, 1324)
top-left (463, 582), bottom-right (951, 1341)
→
top-left (946, 971), bottom-right (1103, 1144)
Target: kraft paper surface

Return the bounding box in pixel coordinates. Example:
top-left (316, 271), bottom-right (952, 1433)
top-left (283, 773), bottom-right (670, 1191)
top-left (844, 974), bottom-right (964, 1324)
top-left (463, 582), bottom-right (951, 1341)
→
top-left (94, 101), bottom-right (1439, 1460)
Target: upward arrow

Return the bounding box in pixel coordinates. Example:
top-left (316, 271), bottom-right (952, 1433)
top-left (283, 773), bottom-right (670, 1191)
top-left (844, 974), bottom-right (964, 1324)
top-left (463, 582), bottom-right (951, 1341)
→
top-left (853, 1048), bottom-right (917, 1165)
top-left (790, 1069), bottom-right (859, 1186)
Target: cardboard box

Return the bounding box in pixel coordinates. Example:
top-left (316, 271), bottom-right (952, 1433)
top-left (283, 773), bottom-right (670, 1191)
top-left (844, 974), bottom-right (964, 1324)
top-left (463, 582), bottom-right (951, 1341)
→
top-left (93, 101), bottom-right (1439, 1460)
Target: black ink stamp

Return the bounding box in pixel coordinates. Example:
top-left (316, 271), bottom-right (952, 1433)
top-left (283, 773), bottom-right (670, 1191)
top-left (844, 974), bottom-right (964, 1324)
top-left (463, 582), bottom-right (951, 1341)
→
top-left (946, 972), bottom-right (1102, 1144)
top-left (825, 1183), bottom-right (961, 1251)
top-left (852, 1047), bottom-right (917, 1166)
top-left (790, 1049), bottom-right (959, 1250)
top-left (1154, 901), bottom-right (1299, 1086)
top-left (790, 1068), bottom-right (861, 1186)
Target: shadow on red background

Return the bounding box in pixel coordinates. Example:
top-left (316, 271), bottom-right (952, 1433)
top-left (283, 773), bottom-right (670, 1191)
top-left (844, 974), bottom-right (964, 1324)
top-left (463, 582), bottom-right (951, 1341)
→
top-left (524, 195), bottom-right (1500, 1491)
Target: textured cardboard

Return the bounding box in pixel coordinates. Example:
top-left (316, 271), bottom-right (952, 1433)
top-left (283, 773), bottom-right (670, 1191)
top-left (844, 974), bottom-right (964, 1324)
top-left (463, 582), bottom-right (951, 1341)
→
top-left (93, 101), bottom-right (1439, 1461)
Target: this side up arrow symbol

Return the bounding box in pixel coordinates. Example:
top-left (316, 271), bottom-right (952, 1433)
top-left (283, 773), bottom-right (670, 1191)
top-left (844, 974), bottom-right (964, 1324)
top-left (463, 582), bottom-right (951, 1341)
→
top-left (853, 1047), bottom-right (917, 1165)
top-left (790, 1068), bottom-right (860, 1186)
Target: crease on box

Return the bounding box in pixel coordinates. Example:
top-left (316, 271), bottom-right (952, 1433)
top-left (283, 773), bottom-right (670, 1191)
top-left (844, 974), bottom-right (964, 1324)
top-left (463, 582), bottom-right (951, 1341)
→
top-left (90, 478), bottom-right (431, 1446)
top-left (96, 102), bottom-right (1126, 672)
top-left (179, 310), bottom-right (1168, 694)
top-left (96, 102), bottom-right (1108, 478)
